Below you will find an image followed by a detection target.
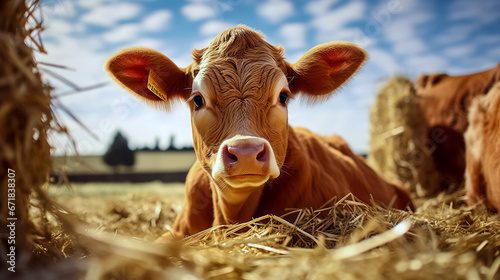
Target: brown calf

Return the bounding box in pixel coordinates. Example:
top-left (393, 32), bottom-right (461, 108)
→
top-left (465, 82), bottom-right (500, 211)
top-left (105, 25), bottom-right (413, 239)
top-left (416, 63), bottom-right (500, 189)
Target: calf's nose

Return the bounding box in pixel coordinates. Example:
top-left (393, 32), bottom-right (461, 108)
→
top-left (223, 143), bottom-right (269, 166)
top-left (212, 136), bottom-right (280, 188)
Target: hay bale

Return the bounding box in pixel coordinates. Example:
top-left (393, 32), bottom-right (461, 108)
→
top-left (0, 0), bottom-right (56, 270)
top-left (0, 0), bottom-right (89, 274)
top-left (367, 76), bottom-right (441, 197)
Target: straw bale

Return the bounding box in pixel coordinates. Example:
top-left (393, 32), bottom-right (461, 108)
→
top-left (0, 0), bottom-right (60, 271)
top-left (367, 76), bottom-right (442, 197)
top-left (0, 0), bottom-right (87, 275)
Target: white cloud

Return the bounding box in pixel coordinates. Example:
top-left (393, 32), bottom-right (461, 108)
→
top-left (199, 20), bottom-right (233, 36)
top-left (142, 10), bottom-right (173, 32)
top-left (181, 3), bottom-right (216, 21)
top-left (289, 95), bottom-right (370, 154)
top-left (350, 28), bottom-right (377, 47)
top-left (47, 1), bottom-right (76, 17)
top-left (476, 35), bottom-right (500, 45)
top-left (368, 48), bottom-right (399, 75)
top-left (192, 37), bottom-right (215, 50)
top-left (451, 60), bottom-right (499, 75)
top-left (311, 1), bottom-right (366, 32)
top-left (131, 38), bottom-right (164, 50)
top-left (185, 0), bottom-right (212, 3)
top-left (284, 52), bottom-right (304, 64)
top-left (80, 3), bottom-right (141, 27)
top-left (433, 23), bottom-right (480, 45)
top-left (42, 5), bottom-right (85, 36)
top-left (347, 77), bottom-right (378, 106)
top-left (448, 0), bottom-right (500, 23)
top-left (170, 55), bottom-right (195, 69)
top-left (392, 38), bottom-right (426, 55)
top-left (381, 6), bottom-right (434, 55)
top-left (39, 38), bottom-right (108, 85)
top-left (305, 0), bottom-right (338, 15)
top-left (43, 18), bottom-right (74, 36)
top-left (314, 28), bottom-right (375, 48)
top-left (488, 48), bottom-right (500, 57)
top-left (279, 23), bottom-right (307, 49)
top-left (384, 13), bottom-right (432, 43)
top-left (84, 8), bottom-right (171, 45)
top-left (77, 0), bottom-right (118, 9)
top-left (102, 24), bottom-right (141, 44)
top-left (256, 0), bottom-right (295, 24)
top-left (405, 54), bottom-right (449, 74)
top-left (444, 44), bottom-right (476, 57)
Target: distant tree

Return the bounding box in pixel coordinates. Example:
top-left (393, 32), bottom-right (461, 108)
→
top-left (103, 131), bottom-right (135, 169)
top-left (167, 134), bottom-right (176, 151)
top-left (154, 137), bottom-right (161, 151)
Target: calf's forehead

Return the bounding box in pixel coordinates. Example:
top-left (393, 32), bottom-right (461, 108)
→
top-left (193, 58), bottom-right (289, 104)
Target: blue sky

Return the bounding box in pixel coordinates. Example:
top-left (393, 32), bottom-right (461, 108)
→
top-left (39, 0), bottom-right (500, 155)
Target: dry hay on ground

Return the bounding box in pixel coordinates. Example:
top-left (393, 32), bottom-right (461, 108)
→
top-left (42, 186), bottom-right (500, 280)
top-left (367, 76), bottom-right (443, 197)
top-left (48, 182), bottom-right (185, 242)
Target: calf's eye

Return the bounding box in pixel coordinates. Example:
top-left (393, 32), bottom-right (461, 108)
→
top-left (279, 92), bottom-right (288, 105)
top-left (194, 95), bottom-right (204, 109)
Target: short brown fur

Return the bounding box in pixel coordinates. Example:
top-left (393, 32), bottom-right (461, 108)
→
top-left (416, 63), bottom-right (500, 188)
top-left (465, 82), bottom-right (500, 211)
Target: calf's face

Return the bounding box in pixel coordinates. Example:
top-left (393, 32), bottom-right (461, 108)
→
top-left (106, 26), bottom-right (366, 191)
top-left (190, 56), bottom-right (288, 189)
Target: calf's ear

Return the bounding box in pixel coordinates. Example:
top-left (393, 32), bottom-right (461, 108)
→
top-left (105, 47), bottom-right (192, 111)
top-left (288, 42), bottom-right (367, 100)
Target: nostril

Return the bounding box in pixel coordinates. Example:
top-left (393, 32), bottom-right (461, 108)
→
top-left (224, 145), bottom-right (238, 163)
top-left (256, 145), bottom-right (267, 162)
top-left (228, 152), bottom-right (238, 162)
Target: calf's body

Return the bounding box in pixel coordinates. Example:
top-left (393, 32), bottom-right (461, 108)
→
top-left (465, 82), bottom-right (500, 211)
top-left (175, 126), bottom-right (412, 237)
top-left (105, 25), bottom-right (413, 239)
top-left (416, 64), bottom-right (500, 189)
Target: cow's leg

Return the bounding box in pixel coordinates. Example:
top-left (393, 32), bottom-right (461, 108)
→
top-left (465, 152), bottom-right (485, 208)
top-left (155, 164), bottom-right (214, 243)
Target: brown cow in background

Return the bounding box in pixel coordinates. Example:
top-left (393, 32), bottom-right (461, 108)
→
top-left (465, 82), bottom-right (500, 212)
top-left (106, 25), bottom-right (413, 239)
top-left (416, 63), bottom-right (500, 191)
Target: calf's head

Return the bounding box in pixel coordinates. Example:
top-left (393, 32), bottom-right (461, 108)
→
top-left (106, 26), bottom-right (366, 192)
